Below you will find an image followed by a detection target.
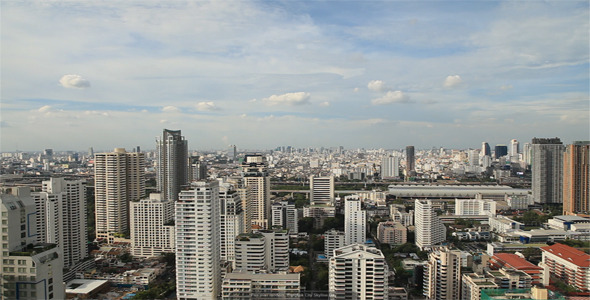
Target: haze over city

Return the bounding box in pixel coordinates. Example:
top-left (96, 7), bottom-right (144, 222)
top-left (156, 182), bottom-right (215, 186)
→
top-left (1, 1), bottom-right (588, 151)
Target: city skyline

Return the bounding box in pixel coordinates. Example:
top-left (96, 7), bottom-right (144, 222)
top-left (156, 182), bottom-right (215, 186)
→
top-left (1, 1), bottom-right (589, 151)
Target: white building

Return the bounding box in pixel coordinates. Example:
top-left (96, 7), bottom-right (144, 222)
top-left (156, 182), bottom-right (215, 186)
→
top-left (32, 177), bottom-right (87, 269)
top-left (271, 201), bottom-right (298, 234)
top-left (461, 273), bottom-right (499, 300)
top-left (414, 200), bottom-right (446, 250)
top-left (390, 205), bottom-right (414, 226)
top-left (424, 248), bottom-right (461, 300)
top-left (488, 215), bottom-right (524, 234)
top-left (324, 229), bottom-right (345, 259)
top-left (381, 155), bottom-right (400, 179)
top-left (1, 187), bottom-right (65, 300)
top-left (310, 175), bottom-right (334, 205)
top-left (175, 181), bottom-right (221, 300)
top-left (94, 148), bottom-right (145, 242)
top-left (130, 193), bottom-right (175, 258)
top-left (234, 229), bottom-right (290, 273)
top-left (219, 182), bottom-right (244, 264)
top-left (329, 244), bottom-right (389, 300)
top-left (454, 198), bottom-right (496, 216)
top-left (221, 271), bottom-right (300, 299)
top-left (344, 196), bottom-right (366, 246)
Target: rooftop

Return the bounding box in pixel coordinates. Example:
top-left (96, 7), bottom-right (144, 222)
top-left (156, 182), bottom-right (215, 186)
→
top-left (492, 253), bottom-right (542, 270)
top-left (540, 243), bottom-right (590, 267)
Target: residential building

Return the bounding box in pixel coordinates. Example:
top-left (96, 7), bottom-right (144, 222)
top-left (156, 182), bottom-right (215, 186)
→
top-left (303, 205), bottom-right (335, 228)
top-left (482, 142), bottom-right (491, 157)
top-left (455, 198), bottom-right (496, 216)
top-left (32, 177), bottom-right (87, 269)
top-left (390, 205), bottom-right (413, 226)
top-left (344, 196), bottom-right (366, 246)
top-left (324, 229), bottom-right (345, 259)
top-left (376, 221), bottom-right (407, 245)
top-left (310, 175), bottom-right (334, 205)
top-left (329, 244), bottom-right (389, 300)
top-left (130, 193), bottom-right (175, 258)
top-left (480, 287), bottom-right (564, 300)
top-left (414, 199), bottom-right (446, 249)
top-left (540, 243), bottom-right (590, 292)
top-left (94, 148), bottom-right (145, 242)
top-left (221, 271), bottom-right (300, 299)
top-left (563, 141), bottom-right (590, 215)
top-left (423, 248), bottom-right (461, 300)
top-left (461, 273), bottom-right (499, 300)
top-left (234, 229), bottom-right (289, 273)
top-left (489, 253), bottom-right (543, 285)
top-left (486, 268), bottom-right (532, 290)
top-left (271, 201), bottom-right (298, 234)
top-left (242, 154), bottom-right (270, 229)
top-left (157, 129), bottom-right (189, 201)
top-left (175, 181), bottom-right (221, 300)
top-left (381, 155), bottom-right (400, 179)
top-left (531, 137), bottom-right (565, 204)
top-left (0, 187), bottom-right (65, 300)
top-left (219, 182), bottom-right (244, 264)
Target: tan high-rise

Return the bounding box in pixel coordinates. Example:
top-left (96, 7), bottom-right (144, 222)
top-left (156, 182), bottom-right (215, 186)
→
top-left (563, 141), bottom-right (590, 216)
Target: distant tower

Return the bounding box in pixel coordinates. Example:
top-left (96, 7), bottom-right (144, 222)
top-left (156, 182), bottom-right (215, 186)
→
top-left (406, 146), bottom-right (415, 174)
top-left (310, 175), bottom-right (334, 205)
top-left (522, 143), bottom-right (532, 165)
top-left (494, 145), bottom-right (508, 159)
top-left (94, 148), bottom-right (145, 242)
top-left (242, 154), bottom-right (271, 229)
top-left (189, 156), bottom-right (207, 181)
top-left (532, 137), bottom-right (565, 204)
top-left (157, 129), bottom-right (189, 201)
top-left (563, 141), bottom-right (590, 215)
top-left (344, 196), bottom-right (366, 246)
top-left (381, 155), bottom-right (400, 179)
top-left (481, 142), bottom-right (491, 157)
top-left (510, 139), bottom-right (519, 157)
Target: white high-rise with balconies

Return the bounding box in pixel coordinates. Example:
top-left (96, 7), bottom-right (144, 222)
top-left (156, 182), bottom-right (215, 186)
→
top-left (415, 199), bottom-right (446, 250)
top-left (175, 181), bottom-right (221, 300)
top-left (381, 155), bottom-right (400, 179)
top-left (344, 195), bottom-right (366, 246)
top-left (32, 178), bottom-right (87, 269)
top-left (130, 193), bottom-right (175, 258)
top-left (310, 175), bottom-right (334, 205)
top-left (94, 148), bottom-right (145, 243)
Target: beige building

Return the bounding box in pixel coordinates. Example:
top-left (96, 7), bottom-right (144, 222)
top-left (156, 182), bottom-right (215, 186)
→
top-left (563, 141), bottom-right (590, 215)
top-left (130, 193), bottom-right (175, 258)
top-left (424, 248), bottom-right (461, 300)
top-left (376, 221), bottom-right (407, 245)
top-left (242, 155), bottom-right (271, 229)
top-left (221, 271), bottom-right (300, 299)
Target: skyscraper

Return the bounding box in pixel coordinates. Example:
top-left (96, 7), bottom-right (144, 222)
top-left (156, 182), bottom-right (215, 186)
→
top-left (509, 139), bottom-right (519, 158)
top-left (381, 155), bottom-right (400, 179)
top-left (531, 137), bottom-right (565, 204)
top-left (424, 248), bottom-right (461, 300)
top-left (176, 181), bottom-right (221, 300)
top-left (405, 146), bottom-right (415, 174)
top-left (157, 129), bottom-right (189, 201)
top-left (481, 142), bottom-right (491, 157)
top-left (310, 175), bottom-right (334, 205)
top-left (32, 178), bottom-right (87, 269)
top-left (563, 141), bottom-right (590, 215)
top-left (219, 182), bottom-right (244, 264)
top-left (329, 244), bottom-right (389, 300)
top-left (414, 199), bottom-right (446, 250)
top-left (241, 154), bottom-right (270, 229)
top-left (344, 195), bottom-right (366, 246)
top-left (95, 148), bottom-right (145, 242)
top-left (494, 145), bottom-right (508, 159)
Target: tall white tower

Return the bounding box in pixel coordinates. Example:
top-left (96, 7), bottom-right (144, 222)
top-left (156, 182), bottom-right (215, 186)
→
top-left (175, 181), bottom-right (221, 300)
top-left (381, 155), bottom-right (400, 179)
top-left (344, 195), bottom-right (366, 246)
top-left (310, 175), bottom-right (334, 205)
top-left (509, 139), bottom-right (520, 158)
top-left (414, 199), bottom-right (446, 250)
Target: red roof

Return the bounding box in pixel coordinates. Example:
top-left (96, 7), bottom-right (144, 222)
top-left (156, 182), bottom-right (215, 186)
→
top-left (492, 253), bottom-right (543, 270)
top-left (541, 243), bottom-right (590, 267)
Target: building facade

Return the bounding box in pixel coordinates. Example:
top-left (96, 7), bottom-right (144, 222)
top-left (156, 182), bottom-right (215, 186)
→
top-left (376, 221), bottom-right (407, 245)
top-left (381, 155), bottom-right (400, 179)
top-left (414, 199), bottom-right (446, 249)
top-left (563, 141), bottom-right (590, 215)
top-left (310, 175), bottom-right (334, 205)
top-left (344, 196), bottom-right (366, 246)
top-left (531, 137), bottom-right (564, 204)
top-left (424, 248), bottom-right (461, 300)
top-left (157, 129), bottom-right (189, 201)
top-left (540, 243), bottom-right (590, 292)
top-left (219, 182), bottom-right (244, 264)
top-left (242, 154), bottom-right (271, 229)
top-left (130, 193), bottom-right (175, 258)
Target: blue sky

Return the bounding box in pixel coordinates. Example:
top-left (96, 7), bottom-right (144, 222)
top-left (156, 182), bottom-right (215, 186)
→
top-left (1, 1), bottom-right (588, 152)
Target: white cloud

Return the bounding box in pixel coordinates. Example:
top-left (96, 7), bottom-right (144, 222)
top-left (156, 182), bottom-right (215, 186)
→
top-left (162, 106), bottom-right (181, 113)
top-left (262, 92), bottom-right (310, 106)
top-left (319, 101), bottom-right (330, 107)
top-left (367, 80), bottom-right (387, 92)
top-left (353, 87), bottom-right (359, 93)
top-left (444, 75), bottom-right (462, 88)
top-left (195, 101), bottom-right (219, 111)
top-left (38, 105), bottom-right (52, 112)
top-left (59, 74), bottom-right (90, 89)
top-left (371, 91), bottom-right (410, 105)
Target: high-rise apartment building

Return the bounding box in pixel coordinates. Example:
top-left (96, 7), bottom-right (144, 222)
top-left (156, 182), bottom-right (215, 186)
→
top-left (175, 181), bottom-right (221, 300)
top-left (324, 229), bottom-right (346, 259)
top-left (234, 230), bottom-right (289, 272)
top-left (509, 139), bottom-right (519, 158)
top-left (376, 221), bottom-right (407, 245)
top-left (310, 175), bottom-right (334, 205)
top-left (94, 148), bottom-right (145, 242)
top-left (563, 141), bottom-right (590, 215)
top-left (405, 146), bottom-right (415, 174)
top-left (423, 248), bottom-right (461, 300)
top-left (271, 201), bottom-right (298, 234)
top-left (381, 155), bottom-right (400, 179)
top-left (531, 137), bottom-right (565, 204)
top-left (329, 244), bottom-right (389, 300)
top-left (32, 178), bottom-right (87, 269)
top-left (241, 154), bottom-right (270, 229)
top-left (344, 195), bottom-right (366, 246)
top-left (522, 142), bottom-right (532, 165)
top-left (219, 182), bottom-right (244, 264)
top-left (189, 155), bottom-right (207, 181)
top-left (415, 199), bottom-right (446, 250)
top-left (157, 129), bottom-right (189, 201)
top-left (1, 187), bottom-right (65, 300)
top-left (130, 193), bottom-right (175, 258)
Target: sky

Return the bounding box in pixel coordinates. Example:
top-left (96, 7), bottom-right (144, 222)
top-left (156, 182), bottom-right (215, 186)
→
top-left (1, 1), bottom-right (588, 152)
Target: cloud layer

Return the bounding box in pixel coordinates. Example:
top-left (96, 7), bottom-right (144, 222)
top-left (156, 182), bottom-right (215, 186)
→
top-left (262, 92), bottom-right (311, 106)
top-left (59, 74), bottom-right (90, 89)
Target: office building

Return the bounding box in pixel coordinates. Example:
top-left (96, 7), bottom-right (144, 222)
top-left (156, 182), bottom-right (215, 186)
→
top-left (221, 271), bottom-right (300, 300)
top-left (381, 155), bottom-right (400, 179)
top-left (531, 137), bottom-right (565, 204)
top-left (189, 156), bottom-right (207, 181)
top-left (329, 244), bottom-right (389, 300)
top-left (175, 181), bottom-right (221, 300)
top-left (94, 148), bottom-right (145, 243)
top-left (494, 145), bottom-right (508, 159)
top-left (1, 187), bottom-right (65, 300)
top-left (219, 182), bottom-right (244, 263)
top-left (423, 248), bottom-right (461, 300)
top-left (376, 221), bottom-right (407, 245)
top-left (405, 146), bottom-right (415, 174)
top-left (32, 178), bottom-right (87, 269)
top-left (242, 154), bottom-right (270, 229)
top-left (481, 142), bottom-right (491, 157)
top-left (130, 193), bottom-right (175, 258)
top-left (344, 196), bottom-right (366, 246)
top-left (509, 139), bottom-right (519, 158)
top-left (455, 198), bottom-right (496, 216)
top-left (414, 199), bottom-right (446, 249)
top-left (563, 141), bottom-right (590, 215)
top-left (540, 243), bottom-right (590, 292)
top-left (270, 201), bottom-right (298, 234)
top-left (310, 175), bottom-right (334, 205)
top-left (324, 229), bottom-right (346, 259)
top-left (157, 129), bottom-right (189, 200)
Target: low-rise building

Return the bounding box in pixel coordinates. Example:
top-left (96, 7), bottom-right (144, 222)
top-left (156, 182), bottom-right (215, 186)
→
top-left (376, 221), bottom-right (407, 245)
top-left (540, 243), bottom-right (590, 292)
top-left (221, 271), bottom-right (300, 299)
